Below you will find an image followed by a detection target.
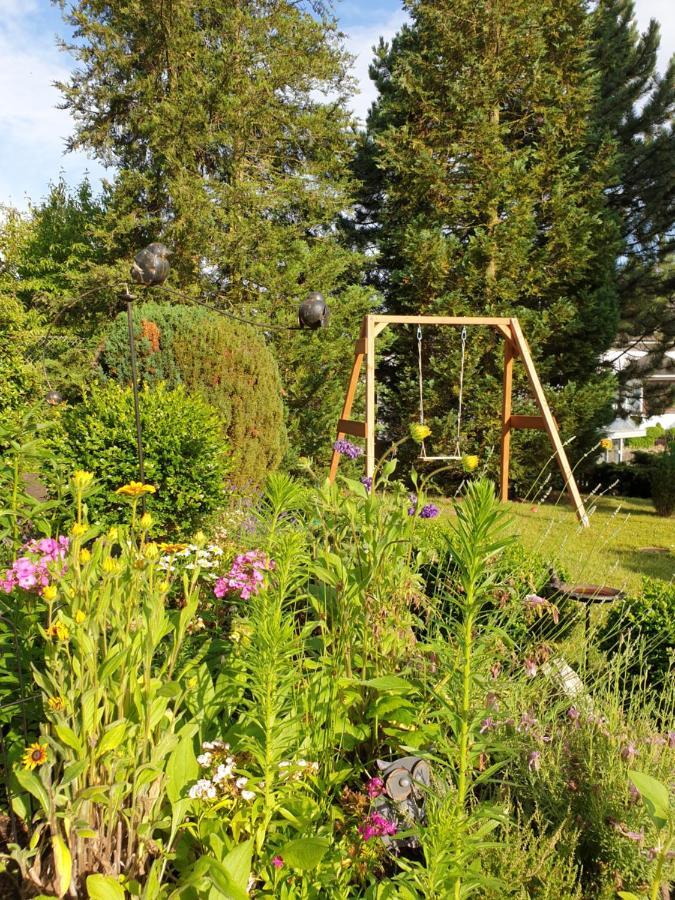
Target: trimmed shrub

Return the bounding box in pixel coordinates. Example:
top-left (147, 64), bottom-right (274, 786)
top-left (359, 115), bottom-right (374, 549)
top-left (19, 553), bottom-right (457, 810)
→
top-left (585, 461), bottom-right (652, 498)
top-left (597, 577), bottom-right (675, 692)
top-left (55, 382), bottom-right (230, 536)
top-left (98, 302), bottom-right (287, 487)
top-left (650, 441), bottom-right (675, 516)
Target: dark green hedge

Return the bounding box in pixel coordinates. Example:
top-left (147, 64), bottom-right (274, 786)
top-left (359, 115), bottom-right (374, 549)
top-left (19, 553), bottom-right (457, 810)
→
top-left (98, 302), bottom-right (287, 488)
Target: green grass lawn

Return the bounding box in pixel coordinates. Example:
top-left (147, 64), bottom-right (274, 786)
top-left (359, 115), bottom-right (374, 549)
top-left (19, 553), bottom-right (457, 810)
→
top-left (440, 495), bottom-right (674, 593)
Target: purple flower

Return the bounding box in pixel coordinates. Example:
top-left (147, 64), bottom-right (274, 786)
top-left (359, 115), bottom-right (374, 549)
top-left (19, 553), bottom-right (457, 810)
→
top-left (523, 594), bottom-right (547, 609)
top-left (624, 830), bottom-right (644, 843)
top-left (523, 658), bottom-right (538, 678)
top-left (479, 716), bottom-right (497, 734)
top-left (527, 751), bottom-right (541, 772)
top-left (358, 812), bottom-right (397, 841)
top-left (420, 503), bottom-right (439, 519)
top-left (517, 711), bottom-right (538, 734)
top-left (485, 692), bottom-right (499, 711)
top-left (567, 707), bottom-right (581, 726)
top-left (333, 439), bottom-right (363, 460)
top-left (366, 776), bottom-right (385, 798)
top-left (2, 536), bottom-right (69, 596)
top-left (271, 856), bottom-right (284, 869)
top-left (360, 476), bottom-right (373, 492)
top-left (628, 782), bottom-right (640, 803)
top-left (621, 742), bottom-right (638, 763)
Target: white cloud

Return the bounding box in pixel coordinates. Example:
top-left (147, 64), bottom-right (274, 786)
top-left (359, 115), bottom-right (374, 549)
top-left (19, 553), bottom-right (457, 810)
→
top-left (342, 8), bottom-right (409, 126)
top-left (633, 0), bottom-right (674, 75)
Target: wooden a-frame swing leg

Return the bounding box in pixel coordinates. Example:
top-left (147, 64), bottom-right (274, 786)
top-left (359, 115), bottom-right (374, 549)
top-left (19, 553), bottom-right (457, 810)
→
top-left (499, 338), bottom-right (514, 502)
top-left (329, 318), bottom-right (367, 482)
top-left (509, 319), bottom-right (589, 527)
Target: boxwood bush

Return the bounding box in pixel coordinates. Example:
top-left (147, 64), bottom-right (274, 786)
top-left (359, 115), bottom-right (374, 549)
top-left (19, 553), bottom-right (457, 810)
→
top-left (55, 382), bottom-right (231, 536)
top-left (98, 302), bottom-right (287, 488)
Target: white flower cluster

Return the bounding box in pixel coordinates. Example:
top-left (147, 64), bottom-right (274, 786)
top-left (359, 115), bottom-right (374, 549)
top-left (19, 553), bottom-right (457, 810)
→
top-left (159, 544), bottom-right (224, 581)
top-left (278, 758), bottom-right (319, 780)
top-left (188, 740), bottom-right (256, 802)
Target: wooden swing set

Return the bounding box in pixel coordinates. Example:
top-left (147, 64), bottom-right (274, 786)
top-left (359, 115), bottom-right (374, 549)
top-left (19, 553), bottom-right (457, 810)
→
top-left (328, 314), bottom-right (589, 527)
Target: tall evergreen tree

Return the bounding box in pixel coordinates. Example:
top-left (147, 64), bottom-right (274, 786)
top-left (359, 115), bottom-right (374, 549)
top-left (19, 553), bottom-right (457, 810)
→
top-left (53, 0), bottom-right (372, 461)
top-left (591, 0), bottom-right (674, 413)
top-left (362, 0), bottom-right (620, 488)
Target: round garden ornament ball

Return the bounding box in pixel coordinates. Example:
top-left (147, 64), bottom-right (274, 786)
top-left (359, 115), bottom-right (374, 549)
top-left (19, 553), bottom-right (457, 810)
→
top-left (130, 242), bottom-right (171, 286)
top-left (298, 291), bottom-right (330, 329)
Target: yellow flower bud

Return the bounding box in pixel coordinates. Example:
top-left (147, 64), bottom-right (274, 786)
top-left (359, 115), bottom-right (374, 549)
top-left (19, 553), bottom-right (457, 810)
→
top-left (79, 548), bottom-right (92, 564)
top-left (144, 542), bottom-right (160, 560)
top-left (71, 522), bottom-right (87, 537)
top-left (42, 585), bottom-right (58, 603)
top-left (462, 454), bottom-right (480, 473)
top-left (410, 423), bottom-right (431, 443)
top-left (102, 557), bottom-right (119, 574)
top-left (72, 470), bottom-right (94, 491)
top-left (193, 531), bottom-right (207, 548)
top-left (158, 581), bottom-right (170, 593)
top-left (75, 610), bottom-right (86, 624)
top-left (139, 512), bottom-right (153, 530)
top-left (48, 696), bottom-right (66, 711)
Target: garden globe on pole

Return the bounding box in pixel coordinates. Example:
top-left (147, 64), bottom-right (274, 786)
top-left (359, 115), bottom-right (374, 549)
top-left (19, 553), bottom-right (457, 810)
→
top-left (298, 291), bottom-right (330, 329)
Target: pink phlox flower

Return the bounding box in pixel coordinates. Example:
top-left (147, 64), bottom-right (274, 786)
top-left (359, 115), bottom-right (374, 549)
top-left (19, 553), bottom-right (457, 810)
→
top-left (358, 812), bottom-right (397, 841)
top-left (366, 776), bottom-right (385, 798)
top-left (214, 550), bottom-right (275, 600)
top-left (271, 855), bottom-right (284, 869)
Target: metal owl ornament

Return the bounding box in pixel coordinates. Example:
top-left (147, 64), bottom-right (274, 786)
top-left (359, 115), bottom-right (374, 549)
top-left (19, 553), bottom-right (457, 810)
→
top-left (371, 756), bottom-right (432, 849)
top-left (130, 242), bottom-right (171, 286)
top-left (298, 291), bottom-right (330, 330)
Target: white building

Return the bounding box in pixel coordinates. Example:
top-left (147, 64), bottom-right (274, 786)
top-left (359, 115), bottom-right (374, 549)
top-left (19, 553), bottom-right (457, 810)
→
top-left (602, 342), bottom-right (675, 462)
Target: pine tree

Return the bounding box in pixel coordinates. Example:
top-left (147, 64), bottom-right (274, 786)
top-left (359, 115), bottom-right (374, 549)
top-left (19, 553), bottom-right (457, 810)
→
top-left (362, 0), bottom-right (620, 489)
top-left (53, 0), bottom-right (372, 461)
top-left (591, 0), bottom-right (674, 413)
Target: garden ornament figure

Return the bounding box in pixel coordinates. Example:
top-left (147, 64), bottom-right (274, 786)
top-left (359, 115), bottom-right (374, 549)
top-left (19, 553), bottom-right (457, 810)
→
top-left (372, 755), bottom-right (432, 849)
top-left (130, 242), bottom-right (171, 286)
top-left (45, 390), bottom-right (63, 406)
top-left (298, 291), bottom-right (330, 329)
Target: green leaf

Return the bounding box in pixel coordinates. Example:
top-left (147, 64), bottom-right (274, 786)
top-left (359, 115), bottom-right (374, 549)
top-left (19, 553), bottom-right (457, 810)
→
top-left (628, 770), bottom-right (670, 829)
top-left (221, 840), bottom-right (252, 892)
top-left (86, 874), bottom-right (126, 900)
top-left (53, 834), bottom-right (72, 898)
top-left (55, 724), bottom-right (83, 755)
top-left (166, 728), bottom-right (198, 805)
top-left (361, 675), bottom-right (414, 693)
top-left (14, 767), bottom-right (50, 814)
top-left (617, 893), bottom-right (642, 900)
top-left (279, 836), bottom-right (330, 871)
top-left (96, 722), bottom-right (128, 758)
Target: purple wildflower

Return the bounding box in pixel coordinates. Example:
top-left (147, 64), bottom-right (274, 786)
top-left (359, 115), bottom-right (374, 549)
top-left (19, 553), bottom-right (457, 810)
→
top-left (479, 717), bottom-right (497, 734)
top-left (360, 476), bottom-right (373, 493)
top-left (567, 707), bottom-right (581, 727)
top-left (420, 503), bottom-right (439, 519)
top-left (517, 712), bottom-right (538, 734)
top-left (527, 751), bottom-right (541, 772)
top-left (621, 742), bottom-right (638, 763)
top-left (366, 776), bottom-right (385, 798)
top-left (2, 536), bottom-right (69, 596)
top-left (333, 439), bottom-right (363, 460)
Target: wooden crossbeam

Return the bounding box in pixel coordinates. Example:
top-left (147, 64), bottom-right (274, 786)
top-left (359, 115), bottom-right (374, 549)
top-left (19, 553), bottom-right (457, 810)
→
top-left (337, 419), bottom-right (366, 437)
top-left (510, 415), bottom-right (548, 430)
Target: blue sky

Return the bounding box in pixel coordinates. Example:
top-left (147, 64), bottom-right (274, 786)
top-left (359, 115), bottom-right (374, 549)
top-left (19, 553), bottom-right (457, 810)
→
top-left (0, 0), bottom-right (671, 210)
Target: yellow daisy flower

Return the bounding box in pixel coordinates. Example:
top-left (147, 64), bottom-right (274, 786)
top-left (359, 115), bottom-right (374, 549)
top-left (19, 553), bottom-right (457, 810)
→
top-left (462, 455), bottom-right (480, 473)
top-left (410, 423), bottom-right (431, 443)
top-left (22, 742), bottom-right (48, 770)
top-left (115, 482), bottom-right (157, 497)
top-left (48, 696), bottom-right (66, 712)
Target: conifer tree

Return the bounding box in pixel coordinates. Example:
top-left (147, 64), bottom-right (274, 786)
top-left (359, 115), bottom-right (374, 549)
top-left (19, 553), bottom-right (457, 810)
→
top-left (362, 0), bottom-right (620, 487)
top-left (53, 0), bottom-right (372, 461)
top-left (591, 0), bottom-right (674, 413)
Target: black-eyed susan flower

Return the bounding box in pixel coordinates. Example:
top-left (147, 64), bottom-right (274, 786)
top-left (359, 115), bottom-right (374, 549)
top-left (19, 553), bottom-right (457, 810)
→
top-left (22, 742), bottom-right (48, 770)
top-left (115, 482), bottom-right (157, 497)
top-left (48, 696), bottom-right (66, 712)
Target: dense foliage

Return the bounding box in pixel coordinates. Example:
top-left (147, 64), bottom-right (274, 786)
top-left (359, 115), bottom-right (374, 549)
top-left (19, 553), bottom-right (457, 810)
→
top-left (591, 0), bottom-right (675, 410)
top-left (650, 441), bottom-right (675, 516)
top-left (55, 382), bottom-right (231, 535)
top-left (53, 0), bottom-right (374, 464)
top-left (357, 0), bottom-right (620, 487)
top-left (99, 302), bottom-right (287, 487)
